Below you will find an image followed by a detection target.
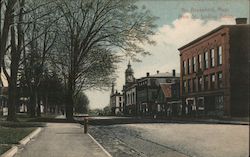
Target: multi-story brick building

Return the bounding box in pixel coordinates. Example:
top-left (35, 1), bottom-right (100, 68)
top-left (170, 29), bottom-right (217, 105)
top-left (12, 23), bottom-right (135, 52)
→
top-left (178, 18), bottom-right (249, 117)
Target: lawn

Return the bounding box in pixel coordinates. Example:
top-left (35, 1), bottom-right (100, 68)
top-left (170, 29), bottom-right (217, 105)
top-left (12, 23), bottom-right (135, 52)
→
top-left (0, 126), bottom-right (35, 144)
top-left (0, 145), bottom-right (11, 155)
top-left (0, 114), bottom-right (45, 155)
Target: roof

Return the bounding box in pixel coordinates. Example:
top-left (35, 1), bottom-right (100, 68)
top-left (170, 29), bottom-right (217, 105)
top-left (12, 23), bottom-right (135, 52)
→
top-left (178, 24), bottom-right (250, 51)
top-left (138, 72), bottom-right (180, 81)
top-left (150, 72), bottom-right (180, 77)
top-left (159, 83), bottom-right (173, 98)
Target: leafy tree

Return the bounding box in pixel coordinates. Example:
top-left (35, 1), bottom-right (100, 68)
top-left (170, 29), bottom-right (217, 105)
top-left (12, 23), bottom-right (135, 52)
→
top-left (74, 92), bottom-right (89, 114)
top-left (53, 0), bottom-right (157, 120)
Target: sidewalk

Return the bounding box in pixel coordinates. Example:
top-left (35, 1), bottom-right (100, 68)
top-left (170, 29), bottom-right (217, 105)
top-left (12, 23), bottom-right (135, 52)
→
top-left (14, 123), bottom-right (110, 157)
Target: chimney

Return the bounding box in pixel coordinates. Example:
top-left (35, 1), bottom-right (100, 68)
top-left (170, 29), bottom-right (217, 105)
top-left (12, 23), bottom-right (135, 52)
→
top-left (172, 69), bottom-right (176, 77)
top-left (146, 72), bottom-right (150, 77)
top-left (157, 70), bottom-right (159, 74)
top-left (235, 18), bottom-right (247, 24)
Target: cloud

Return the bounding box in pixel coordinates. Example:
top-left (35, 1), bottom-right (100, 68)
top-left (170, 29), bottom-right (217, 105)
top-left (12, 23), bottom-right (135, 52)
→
top-left (86, 13), bottom-right (235, 109)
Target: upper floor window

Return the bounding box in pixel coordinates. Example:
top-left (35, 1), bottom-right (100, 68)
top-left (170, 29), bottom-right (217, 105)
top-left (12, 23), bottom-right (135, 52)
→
top-left (198, 54), bottom-right (202, 70)
top-left (211, 73), bottom-right (215, 89)
top-left (217, 46), bottom-right (222, 65)
top-left (210, 48), bottom-right (215, 67)
top-left (198, 76), bottom-right (202, 91)
top-left (192, 56), bottom-right (196, 72)
top-left (204, 52), bottom-right (209, 69)
top-left (187, 79), bottom-right (191, 92)
top-left (218, 72), bottom-right (223, 88)
top-left (192, 78), bottom-right (197, 92)
top-left (183, 80), bottom-right (187, 93)
top-left (188, 59), bottom-right (192, 74)
top-left (183, 60), bottom-right (187, 75)
top-left (204, 75), bottom-right (209, 90)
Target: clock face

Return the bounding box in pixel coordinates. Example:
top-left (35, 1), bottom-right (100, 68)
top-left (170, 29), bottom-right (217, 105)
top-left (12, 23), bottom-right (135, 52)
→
top-left (127, 75), bottom-right (133, 82)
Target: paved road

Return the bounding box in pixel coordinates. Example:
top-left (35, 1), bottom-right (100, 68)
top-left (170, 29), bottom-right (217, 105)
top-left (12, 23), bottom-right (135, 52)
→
top-left (14, 123), bottom-right (109, 157)
top-left (89, 123), bottom-right (249, 157)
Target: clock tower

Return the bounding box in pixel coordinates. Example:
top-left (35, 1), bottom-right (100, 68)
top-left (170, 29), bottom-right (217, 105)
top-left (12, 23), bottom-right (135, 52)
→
top-left (125, 61), bottom-right (134, 85)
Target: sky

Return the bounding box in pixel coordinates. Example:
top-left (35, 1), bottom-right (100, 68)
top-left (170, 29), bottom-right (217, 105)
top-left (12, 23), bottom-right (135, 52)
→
top-left (86, 0), bottom-right (249, 109)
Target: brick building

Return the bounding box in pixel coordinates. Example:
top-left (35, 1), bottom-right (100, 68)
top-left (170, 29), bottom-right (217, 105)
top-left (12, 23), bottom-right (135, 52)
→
top-left (178, 18), bottom-right (249, 117)
top-left (155, 81), bottom-right (181, 117)
top-left (137, 70), bottom-right (180, 116)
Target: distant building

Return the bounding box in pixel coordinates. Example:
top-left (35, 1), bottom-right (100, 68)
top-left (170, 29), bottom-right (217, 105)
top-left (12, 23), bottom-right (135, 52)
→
top-left (0, 77), bottom-right (8, 116)
top-left (155, 81), bottom-right (181, 117)
top-left (137, 70), bottom-right (180, 116)
top-left (123, 61), bottom-right (137, 115)
top-left (110, 83), bottom-right (123, 115)
top-left (178, 18), bottom-right (250, 117)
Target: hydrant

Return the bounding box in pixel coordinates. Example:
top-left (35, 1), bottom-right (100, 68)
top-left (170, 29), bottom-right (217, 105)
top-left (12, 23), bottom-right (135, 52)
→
top-left (84, 117), bottom-right (88, 134)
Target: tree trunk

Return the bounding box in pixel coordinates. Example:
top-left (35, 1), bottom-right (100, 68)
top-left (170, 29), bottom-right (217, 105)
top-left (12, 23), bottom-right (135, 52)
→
top-left (7, 81), bottom-right (17, 121)
top-left (29, 90), bottom-right (36, 117)
top-left (65, 91), bottom-right (74, 120)
top-left (36, 93), bottom-right (41, 117)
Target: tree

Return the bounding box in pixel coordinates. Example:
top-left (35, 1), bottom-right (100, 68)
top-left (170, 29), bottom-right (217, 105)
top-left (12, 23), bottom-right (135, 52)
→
top-left (53, 0), bottom-right (157, 120)
top-left (74, 92), bottom-right (89, 114)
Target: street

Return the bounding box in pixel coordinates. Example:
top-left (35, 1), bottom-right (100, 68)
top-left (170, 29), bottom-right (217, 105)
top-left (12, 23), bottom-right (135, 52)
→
top-left (89, 123), bottom-right (249, 157)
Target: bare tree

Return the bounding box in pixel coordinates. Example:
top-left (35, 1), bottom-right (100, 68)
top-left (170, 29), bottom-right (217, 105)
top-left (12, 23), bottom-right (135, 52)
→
top-left (54, 0), bottom-right (157, 120)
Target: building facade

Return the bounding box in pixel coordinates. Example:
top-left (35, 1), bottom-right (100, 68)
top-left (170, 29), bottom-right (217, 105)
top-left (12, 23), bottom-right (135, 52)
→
top-left (155, 81), bottom-right (181, 117)
top-left (137, 70), bottom-right (180, 116)
top-left (123, 62), bottom-right (137, 115)
top-left (110, 84), bottom-right (123, 115)
top-left (178, 18), bottom-right (249, 117)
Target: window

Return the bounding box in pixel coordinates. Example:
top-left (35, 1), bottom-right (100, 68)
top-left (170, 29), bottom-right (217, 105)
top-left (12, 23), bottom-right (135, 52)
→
top-left (188, 59), bottom-right (192, 74)
top-left (192, 78), bottom-right (196, 92)
top-left (132, 93), bottom-right (135, 104)
top-left (211, 74), bottom-right (215, 89)
top-left (204, 52), bottom-right (209, 69)
top-left (193, 56), bottom-right (196, 72)
top-left (187, 79), bottom-right (191, 92)
top-left (217, 46), bottom-right (222, 65)
top-left (218, 72), bottom-right (223, 88)
top-left (119, 97), bottom-right (122, 101)
top-left (198, 54), bottom-right (202, 70)
top-left (183, 60), bottom-right (186, 75)
top-left (210, 48), bottom-right (215, 67)
top-left (183, 80), bottom-right (187, 93)
top-left (198, 77), bottom-right (202, 91)
top-left (204, 75), bottom-right (209, 90)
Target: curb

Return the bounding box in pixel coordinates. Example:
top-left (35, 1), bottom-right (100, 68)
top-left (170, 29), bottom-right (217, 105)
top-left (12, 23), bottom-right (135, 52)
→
top-left (88, 133), bottom-right (112, 157)
top-left (0, 127), bottom-right (42, 157)
top-left (19, 127), bottom-right (42, 145)
top-left (0, 146), bottom-right (18, 157)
